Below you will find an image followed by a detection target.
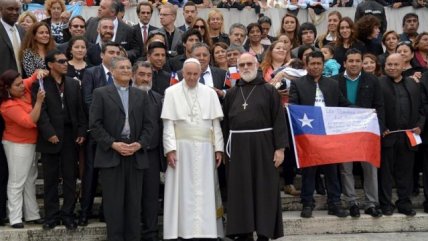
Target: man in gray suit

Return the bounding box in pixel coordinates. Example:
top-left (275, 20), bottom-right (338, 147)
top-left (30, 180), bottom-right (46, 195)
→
top-left (89, 56), bottom-right (155, 241)
top-left (156, 3), bottom-right (183, 55)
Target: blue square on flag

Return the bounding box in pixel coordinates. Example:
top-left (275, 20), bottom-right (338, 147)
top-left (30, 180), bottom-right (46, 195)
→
top-left (288, 105), bottom-right (326, 135)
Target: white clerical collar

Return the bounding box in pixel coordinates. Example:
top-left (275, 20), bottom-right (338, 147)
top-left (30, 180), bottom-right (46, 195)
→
top-left (114, 81), bottom-right (129, 91)
top-left (344, 70), bottom-right (361, 82)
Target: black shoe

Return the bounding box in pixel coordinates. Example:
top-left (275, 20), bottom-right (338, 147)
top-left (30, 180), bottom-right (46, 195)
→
top-left (328, 205), bottom-right (349, 218)
top-left (43, 220), bottom-right (60, 230)
top-left (0, 219), bottom-right (5, 226)
top-left (301, 206), bottom-right (313, 218)
top-left (349, 204), bottom-right (360, 217)
top-left (364, 207), bottom-right (383, 218)
top-left (381, 206), bottom-right (394, 216)
top-left (26, 218), bottom-right (44, 224)
top-left (397, 207), bottom-right (417, 216)
top-left (78, 215), bottom-right (88, 226)
top-left (11, 223), bottom-right (24, 229)
top-left (424, 202), bottom-right (428, 213)
top-left (63, 218), bottom-right (77, 230)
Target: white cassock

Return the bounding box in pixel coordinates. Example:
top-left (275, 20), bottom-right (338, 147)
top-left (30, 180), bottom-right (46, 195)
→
top-left (161, 81), bottom-right (224, 239)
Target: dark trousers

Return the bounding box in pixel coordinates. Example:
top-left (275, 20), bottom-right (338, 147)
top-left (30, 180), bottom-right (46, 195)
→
top-left (421, 144), bottom-right (428, 207)
top-left (283, 147), bottom-right (297, 185)
top-left (100, 155), bottom-right (143, 241)
top-left (42, 129), bottom-right (77, 222)
top-left (379, 134), bottom-right (415, 208)
top-left (80, 135), bottom-right (102, 217)
top-left (141, 150), bottom-right (160, 241)
top-left (0, 143), bottom-right (7, 222)
top-left (301, 164), bottom-right (341, 206)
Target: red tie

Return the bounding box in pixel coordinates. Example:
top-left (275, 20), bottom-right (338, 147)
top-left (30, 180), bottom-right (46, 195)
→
top-left (143, 25), bottom-right (148, 43)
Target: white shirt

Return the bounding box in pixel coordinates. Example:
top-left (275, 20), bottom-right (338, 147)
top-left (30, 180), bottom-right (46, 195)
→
top-left (1, 18), bottom-right (21, 46)
top-left (202, 66), bottom-right (214, 88)
top-left (139, 22), bottom-right (149, 42)
top-left (314, 83), bottom-right (326, 107)
top-left (102, 64), bottom-right (111, 83)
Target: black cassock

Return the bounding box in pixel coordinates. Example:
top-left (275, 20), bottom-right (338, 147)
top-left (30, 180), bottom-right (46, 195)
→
top-left (223, 76), bottom-right (288, 239)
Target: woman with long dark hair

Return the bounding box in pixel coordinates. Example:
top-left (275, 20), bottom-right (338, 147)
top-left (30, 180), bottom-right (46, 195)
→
top-left (0, 69), bottom-right (47, 228)
top-left (278, 13), bottom-right (300, 49)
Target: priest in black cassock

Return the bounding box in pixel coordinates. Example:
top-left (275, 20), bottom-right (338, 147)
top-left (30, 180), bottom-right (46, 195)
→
top-left (223, 53), bottom-right (288, 240)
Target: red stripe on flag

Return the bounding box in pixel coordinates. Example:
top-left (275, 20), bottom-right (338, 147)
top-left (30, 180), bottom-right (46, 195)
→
top-left (294, 132), bottom-right (380, 168)
top-left (405, 131), bottom-right (418, 146)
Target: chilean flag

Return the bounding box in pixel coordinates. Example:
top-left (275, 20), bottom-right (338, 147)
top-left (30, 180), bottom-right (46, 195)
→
top-left (170, 72), bottom-right (179, 85)
top-left (287, 105), bottom-right (381, 168)
top-left (224, 67), bottom-right (240, 88)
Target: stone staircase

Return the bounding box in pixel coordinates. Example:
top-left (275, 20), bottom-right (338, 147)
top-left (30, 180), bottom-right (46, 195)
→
top-left (1, 162), bottom-right (428, 241)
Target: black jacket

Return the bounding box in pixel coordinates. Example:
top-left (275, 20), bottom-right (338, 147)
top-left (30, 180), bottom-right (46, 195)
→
top-left (333, 71), bottom-right (386, 131)
top-left (32, 76), bottom-right (87, 154)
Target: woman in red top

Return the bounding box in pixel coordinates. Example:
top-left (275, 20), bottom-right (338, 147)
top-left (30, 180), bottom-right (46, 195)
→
top-left (0, 69), bottom-right (46, 228)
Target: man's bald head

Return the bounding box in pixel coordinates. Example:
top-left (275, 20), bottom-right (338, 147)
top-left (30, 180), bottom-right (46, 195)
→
top-left (0, 0), bottom-right (21, 26)
top-left (385, 53), bottom-right (404, 81)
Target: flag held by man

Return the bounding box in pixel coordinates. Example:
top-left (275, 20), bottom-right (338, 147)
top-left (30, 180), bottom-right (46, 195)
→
top-left (287, 105), bottom-right (381, 168)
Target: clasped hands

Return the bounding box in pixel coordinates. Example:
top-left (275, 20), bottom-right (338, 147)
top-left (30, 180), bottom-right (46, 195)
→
top-left (112, 142), bottom-right (141, 156)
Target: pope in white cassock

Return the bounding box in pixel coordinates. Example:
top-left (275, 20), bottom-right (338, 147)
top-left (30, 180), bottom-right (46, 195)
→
top-left (161, 58), bottom-right (225, 240)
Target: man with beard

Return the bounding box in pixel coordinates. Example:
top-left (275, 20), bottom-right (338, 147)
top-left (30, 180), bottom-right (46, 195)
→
top-left (179, 1), bottom-right (198, 32)
top-left (132, 61), bottom-right (165, 240)
top-left (87, 18), bottom-right (115, 66)
top-left (223, 53), bottom-right (287, 240)
top-left (399, 13), bottom-right (419, 43)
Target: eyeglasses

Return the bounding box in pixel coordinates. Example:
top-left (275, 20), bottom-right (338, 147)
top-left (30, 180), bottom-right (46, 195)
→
top-left (159, 13), bottom-right (173, 17)
top-left (194, 25), bottom-right (205, 29)
top-left (55, 59), bottom-right (68, 64)
top-left (71, 24), bottom-right (85, 29)
top-left (238, 62), bottom-right (255, 68)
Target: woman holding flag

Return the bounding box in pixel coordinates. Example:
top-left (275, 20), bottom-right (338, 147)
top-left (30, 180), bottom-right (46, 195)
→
top-left (0, 69), bottom-right (47, 228)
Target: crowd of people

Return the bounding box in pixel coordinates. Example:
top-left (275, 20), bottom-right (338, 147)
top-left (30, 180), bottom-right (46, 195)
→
top-left (1, 0), bottom-right (428, 240)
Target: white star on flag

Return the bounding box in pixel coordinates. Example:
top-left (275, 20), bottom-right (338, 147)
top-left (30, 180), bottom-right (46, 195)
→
top-left (299, 113), bottom-right (314, 128)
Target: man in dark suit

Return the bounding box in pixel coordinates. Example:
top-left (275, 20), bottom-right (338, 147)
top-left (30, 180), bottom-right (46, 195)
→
top-left (85, 0), bottom-right (134, 60)
top-left (167, 29), bottom-right (201, 73)
top-left (0, 0), bottom-right (26, 75)
top-left (87, 18), bottom-right (116, 67)
top-left (157, 4), bottom-right (184, 54)
top-left (89, 56), bottom-right (155, 241)
top-left (179, 1), bottom-right (198, 32)
top-left (132, 61), bottom-right (165, 241)
top-left (289, 51), bottom-right (350, 218)
top-left (148, 42), bottom-right (171, 96)
top-left (333, 48), bottom-right (385, 218)
top-left (31, 50), bottom-right (87, 230)
top-left (0, 0), bottom-right (25, 225)
top-left (378, 53), bottom-right (425, 216)
top-left (177, 43), bottom-right (227, 98)
top-left (79, 42), bottom-right (121, 226)
top-left (130, 2), bottom-right (158, 60)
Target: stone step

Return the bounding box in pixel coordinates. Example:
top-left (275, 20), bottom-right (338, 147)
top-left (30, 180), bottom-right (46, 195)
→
top-left (278, 232), bottom-right (428, 241)
top-left (283, 209), bottom-right (428, 235)
top-left (2, 210), bottom-right (428, 240)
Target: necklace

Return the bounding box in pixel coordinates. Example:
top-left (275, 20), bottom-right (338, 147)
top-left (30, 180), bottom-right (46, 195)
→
top-left (182, 84), bottom-right (200, 121)
top-left (240, 85), bottom-right (257, 110)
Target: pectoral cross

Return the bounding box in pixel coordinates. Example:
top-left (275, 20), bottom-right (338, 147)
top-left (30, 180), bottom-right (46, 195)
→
top-left (242, 102), bottom-right (248, 110)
